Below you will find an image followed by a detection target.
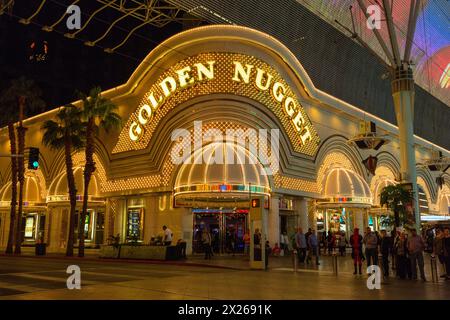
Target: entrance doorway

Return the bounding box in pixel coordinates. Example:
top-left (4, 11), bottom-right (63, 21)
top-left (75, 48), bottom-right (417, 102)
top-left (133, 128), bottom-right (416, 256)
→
top-left (192, 209), bottom-right (248, 254)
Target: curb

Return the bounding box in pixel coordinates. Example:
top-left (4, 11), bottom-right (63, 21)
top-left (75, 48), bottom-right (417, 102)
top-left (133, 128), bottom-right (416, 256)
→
top-left (0, 253), bottom-right (244, 271)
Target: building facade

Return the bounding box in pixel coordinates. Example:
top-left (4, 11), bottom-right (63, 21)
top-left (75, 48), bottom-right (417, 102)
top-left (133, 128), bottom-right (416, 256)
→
top-left (0, 26), bottom-right (449, 254)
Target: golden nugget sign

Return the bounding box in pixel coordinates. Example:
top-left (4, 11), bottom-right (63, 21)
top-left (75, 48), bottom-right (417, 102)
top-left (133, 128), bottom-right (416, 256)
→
top-left (114, 53), bottom-right (319, 155)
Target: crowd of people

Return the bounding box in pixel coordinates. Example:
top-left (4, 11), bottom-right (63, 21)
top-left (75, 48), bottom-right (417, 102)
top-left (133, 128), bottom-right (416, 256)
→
top-left (269, 225), bottom-right (450, 281)
top-left (193, 224), bottom-right (450, 279)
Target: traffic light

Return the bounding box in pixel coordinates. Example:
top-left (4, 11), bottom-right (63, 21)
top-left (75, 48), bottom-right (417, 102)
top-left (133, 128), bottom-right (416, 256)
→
top-left (28, 147), bottom-right (40, 170)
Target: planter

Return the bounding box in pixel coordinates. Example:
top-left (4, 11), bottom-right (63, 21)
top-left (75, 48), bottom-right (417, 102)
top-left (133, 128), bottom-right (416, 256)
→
top-left (119, 245), bottom-right (167, 260)
top-left (99, 245), bottom-right (177, 260)
top-left (99, 245), bottom-right (120, 259)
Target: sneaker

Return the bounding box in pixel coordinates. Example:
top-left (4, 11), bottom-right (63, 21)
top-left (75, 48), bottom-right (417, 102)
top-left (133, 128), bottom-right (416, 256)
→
top-left (440, 274), bottom-right (447, 278)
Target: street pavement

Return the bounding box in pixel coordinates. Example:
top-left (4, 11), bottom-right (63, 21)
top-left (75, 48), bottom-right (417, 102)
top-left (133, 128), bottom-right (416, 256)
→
top-left (0, 253), bottom-right (449, 300)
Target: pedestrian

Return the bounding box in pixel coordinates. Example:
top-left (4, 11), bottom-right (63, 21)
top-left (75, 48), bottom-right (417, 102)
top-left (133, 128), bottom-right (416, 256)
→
top-left (243, 230), bottom-right (251, 255)
top-left (443, 227), bottom-right (450, 280)
top-left (229, 228), bottom-right (236, 256)
top-left (307, 229), bottom-right (320, 265)
top-left (295, 228), bottom-right (307, 263)
top-left (280, 231), bottom-right (289, 255)
top-left (327, 230), bottom-right (336, 255)
top-left (433, 228), bottom-right (446, 278)
top-left (363, 227), bottom-right (379, 270)
top-left (394, 232), bottom-right (409, 279)
top-left (390, 227), bottom-right (397, 270)
top-left (162, 225), bottom-right (173, 246)
top-left (380, 230), bottom-right (391, 277)
top-left (407, 229), bottom-right (427, 281)
top-left (350, 228), bottom-right (363, 275)
top-left (320, 232), bottom-right (327, 255)
top-left (305, 228), bottom-right (312, 261)
top-left (265, 240), bottom-right (271, 268)
top-left (202, 228), bottom-right (212, 260)
top-left (254, 228), bottom-right (262, 261)
top-left (338, 231), bottom-right (347, 256)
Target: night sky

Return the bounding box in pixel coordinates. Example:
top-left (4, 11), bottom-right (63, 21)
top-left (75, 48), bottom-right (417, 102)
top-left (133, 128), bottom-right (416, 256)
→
top-left (0, 1), bottom-right (199, 123)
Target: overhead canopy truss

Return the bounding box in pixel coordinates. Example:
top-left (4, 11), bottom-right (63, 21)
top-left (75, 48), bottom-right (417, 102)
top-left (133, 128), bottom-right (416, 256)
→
top-left (1, 0), bottom-right (201, 53)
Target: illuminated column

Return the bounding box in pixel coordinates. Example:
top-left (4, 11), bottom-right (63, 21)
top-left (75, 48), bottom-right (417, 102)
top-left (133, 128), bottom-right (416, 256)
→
top-left (354, 209), bottom-right (365, 232)
top-left (114, 199), bottom-right (126, 241)
top-left (308, 200), bottom-right (317, 231)
top-left (295, 198), bottom-right (309, 231)
top-left (391, 67), bottom-right (420, 231)
top-left (268, 194), bottom-right (280, 247)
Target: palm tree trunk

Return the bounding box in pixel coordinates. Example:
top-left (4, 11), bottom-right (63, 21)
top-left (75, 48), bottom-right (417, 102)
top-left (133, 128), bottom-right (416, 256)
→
top-left (79, 119), bottom-right (95, 258)
top-left (64, 136), bottom-right (77, 257)
top-left (5, 123), bottom-right (17, 254)
top-left (394, 210), bottom-right (400, 228)
top-left (14, 124), bottom-right (27, 254)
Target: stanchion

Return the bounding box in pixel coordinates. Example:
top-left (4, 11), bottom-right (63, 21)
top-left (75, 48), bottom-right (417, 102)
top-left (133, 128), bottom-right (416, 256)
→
top-left (332, 253), bottom-right (338, 276)
top-left (430, 255), bottom-right (438, 283)
top-left (293, 250), bottom-right (298, 272)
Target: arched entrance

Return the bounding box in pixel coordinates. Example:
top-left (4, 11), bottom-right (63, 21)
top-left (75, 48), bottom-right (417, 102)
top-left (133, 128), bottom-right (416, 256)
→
top-left (0, 172), bottom-right (46, 246)
top-left (47, 167), bottom-right (105, 250)
top-left (174, 141), bottom-right (270, 254)
top-left (316, 167), bottom-right (372, 236)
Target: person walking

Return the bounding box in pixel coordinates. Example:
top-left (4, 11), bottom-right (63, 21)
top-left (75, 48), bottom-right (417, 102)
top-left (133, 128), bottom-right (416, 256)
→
top-left (305, 228), bottom-right (312, 262)
top-left (433, 228), bottom-right (446, 278)
top-left (295, 228), bottom-right (307, 263)
top-left (407, 229), bottom-right (427, 281)
top-left (350, 228), bottom-right (363, 275)
top-left (307, 229), bottom-right (320, 265)
top-left (338, 231), bottom-right (347, 256)
top-left (380, 230), bottom-right (391, 277)
top-left (443, 227), bottom-right (450, 280)
top-left (162, 225), bottom-right (173, 246)
top-left (202, 228), bottom-right (212, 260)
top-left (394, 232), bottom-right (409, 279)
top-left (327, 230), bottom-right (336, 256)
top-left (280, 231), bottom-right (289, 256)
top-left (243, 230), bottom-right (251, 256)
top-left (390, 227), bottom-right (397, 270)
top-left (254, 228), bottom-right (262, 261)
top-left (363, 227), bottom-right (379, 270)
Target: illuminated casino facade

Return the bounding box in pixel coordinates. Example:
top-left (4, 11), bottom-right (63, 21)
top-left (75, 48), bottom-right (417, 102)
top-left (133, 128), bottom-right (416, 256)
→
top-left (0, 25), bottom-right (449, 254)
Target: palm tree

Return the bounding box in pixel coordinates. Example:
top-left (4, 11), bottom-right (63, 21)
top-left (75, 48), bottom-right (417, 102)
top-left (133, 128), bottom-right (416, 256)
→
top-left (380, 184), bottom-right (414, 228)
top-left (42, 105), bottom-right (85, 257)
top-left (78, 87), bottom-right (121, 257)
top-left (0, 77), bottom-right (45, 254)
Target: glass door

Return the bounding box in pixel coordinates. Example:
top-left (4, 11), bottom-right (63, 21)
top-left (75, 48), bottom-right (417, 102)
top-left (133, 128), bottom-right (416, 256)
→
top-left (126, 208), bottom-right (144, 242)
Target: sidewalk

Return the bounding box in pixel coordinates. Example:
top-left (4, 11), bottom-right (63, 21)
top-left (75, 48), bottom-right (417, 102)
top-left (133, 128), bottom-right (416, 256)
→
top-left (3, 247), bottom-right (447, 280)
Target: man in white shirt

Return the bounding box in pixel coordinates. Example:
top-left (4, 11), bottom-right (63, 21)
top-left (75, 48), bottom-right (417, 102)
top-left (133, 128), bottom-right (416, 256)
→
top-left (163, 225), bottom-right (173, 246)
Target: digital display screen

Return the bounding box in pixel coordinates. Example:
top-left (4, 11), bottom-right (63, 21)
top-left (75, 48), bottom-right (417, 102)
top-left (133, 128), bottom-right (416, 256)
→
top-left (25, 217), bottom-right (34, 238)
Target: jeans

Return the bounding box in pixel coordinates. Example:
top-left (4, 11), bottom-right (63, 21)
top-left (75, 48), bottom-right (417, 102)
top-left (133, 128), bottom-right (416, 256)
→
top-left (365, 248), bottom-right (378, 268)
top-left (409, 251), bottom-right (425, 279)
top-left (298, 248), bottom-right (307, 263)
top-left (307, 246), bottom-right (319, 264)
top-left (382, 254), bottom-right (389, 277)
top-left (204, 244), bottom-right (212, 259)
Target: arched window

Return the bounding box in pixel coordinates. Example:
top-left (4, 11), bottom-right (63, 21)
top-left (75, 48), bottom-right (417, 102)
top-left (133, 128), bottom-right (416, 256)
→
top-left (418, 185), bottom-right (429, 215)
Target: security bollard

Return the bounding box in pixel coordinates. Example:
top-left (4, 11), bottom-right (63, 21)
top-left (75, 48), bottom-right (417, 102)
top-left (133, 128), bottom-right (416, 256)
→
top-left (431, 255), bottom-right (439, 283)
top-left (293, 250), bottom-right (298, 272)
top-left (332, 253), bottom-right (338, 276)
